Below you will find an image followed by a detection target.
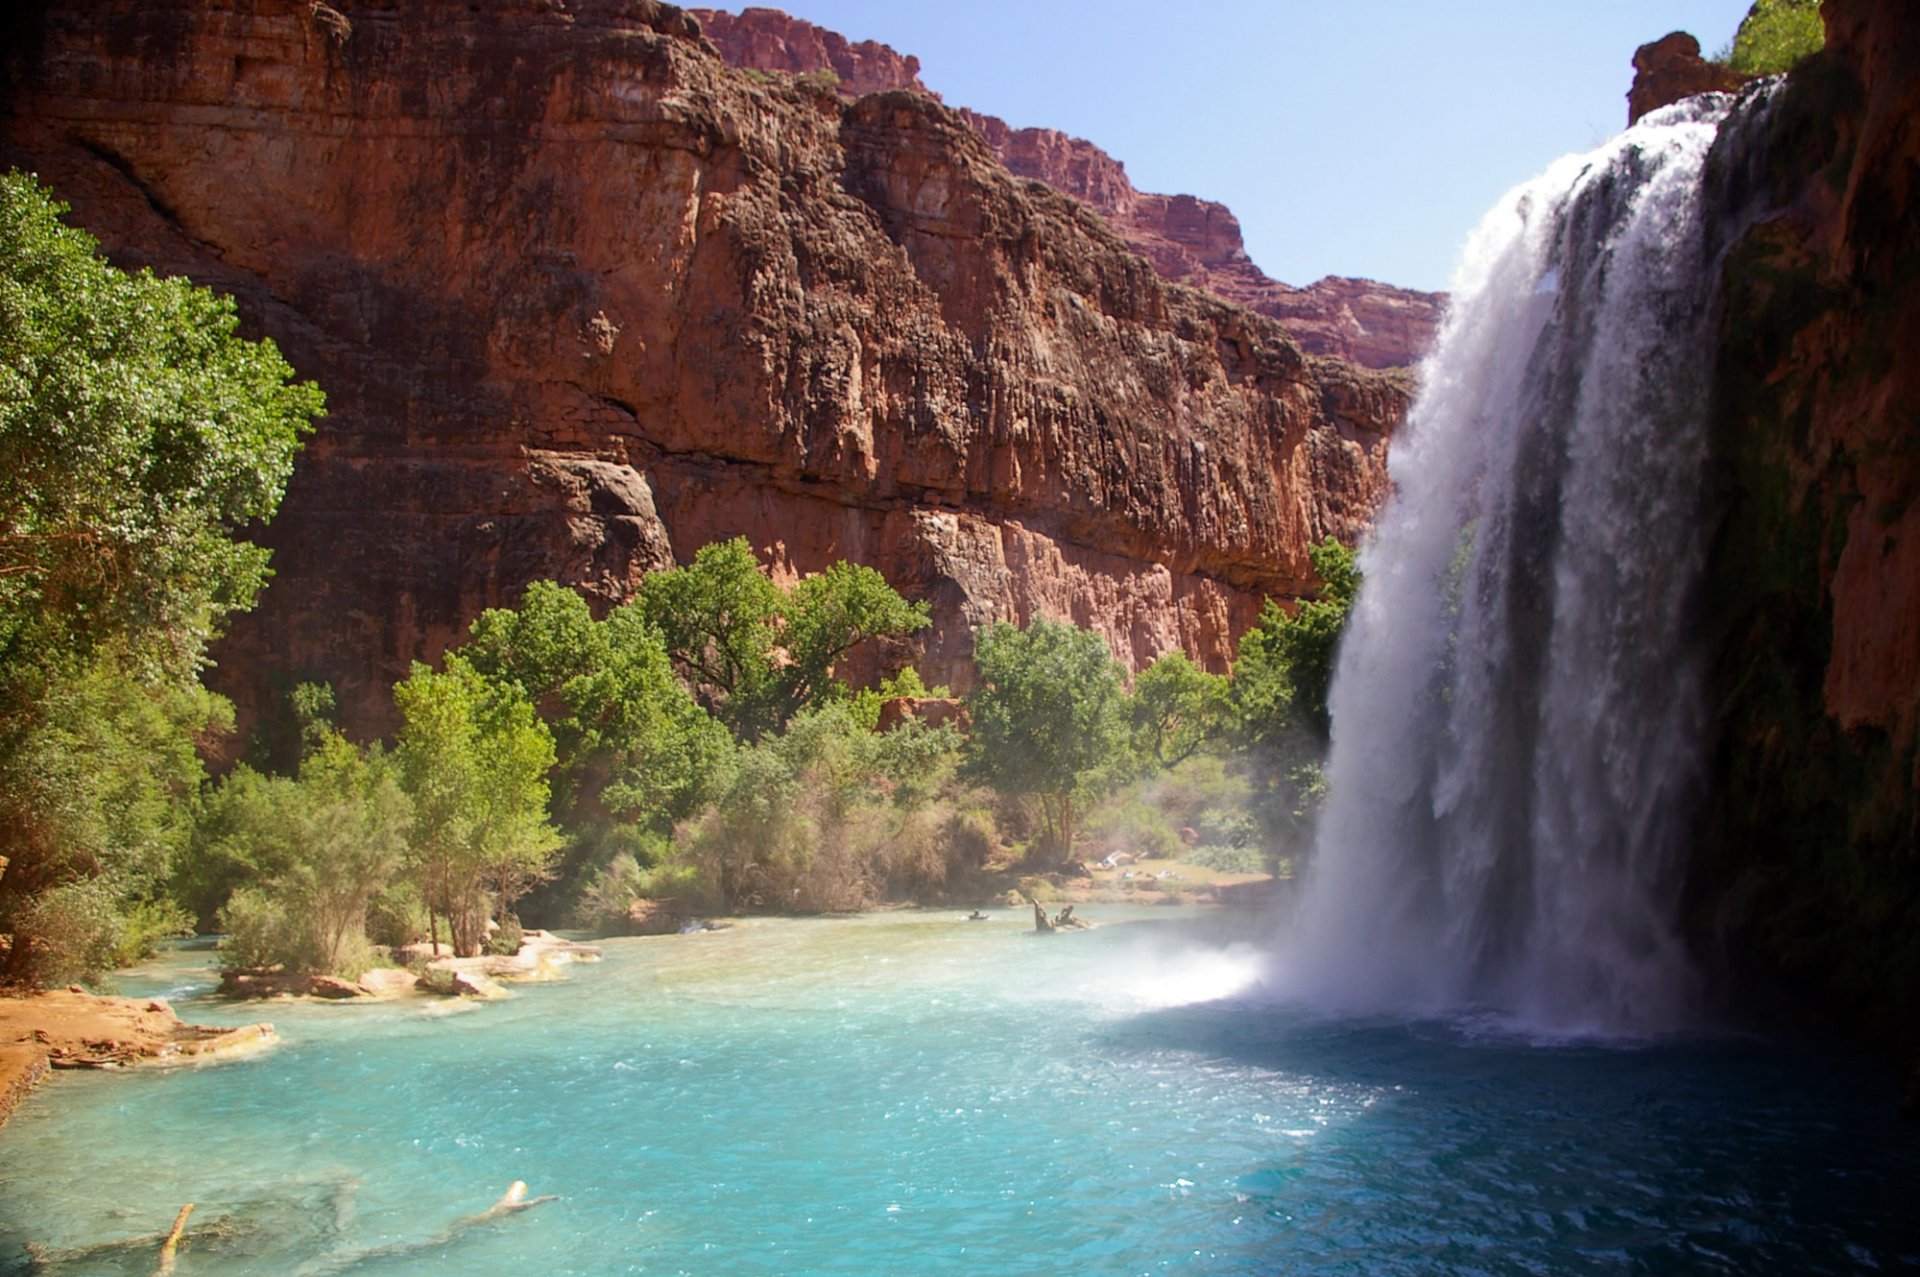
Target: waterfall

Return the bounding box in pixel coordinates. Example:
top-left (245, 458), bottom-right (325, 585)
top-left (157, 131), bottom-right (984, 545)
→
top-left (1280, 95), bottom-right (1750, 1035)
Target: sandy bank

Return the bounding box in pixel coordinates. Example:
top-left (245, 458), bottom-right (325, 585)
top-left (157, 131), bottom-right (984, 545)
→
top-left (0, 989), bottom-right (275, 1128)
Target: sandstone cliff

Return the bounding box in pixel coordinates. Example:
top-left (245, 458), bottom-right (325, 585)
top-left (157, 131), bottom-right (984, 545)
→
top-left (0, 0), bottom-right (1409, 737)
top-left (1627, 31), bottom-right (1751, 124)
top-left (687, 6), bottom-right (1444, 369)
top-left (1692, 0), bottom-right (1920, 1060)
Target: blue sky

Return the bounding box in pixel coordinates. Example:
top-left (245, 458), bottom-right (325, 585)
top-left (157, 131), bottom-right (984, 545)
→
top-left (737, 1), bottom-right (1761, 293)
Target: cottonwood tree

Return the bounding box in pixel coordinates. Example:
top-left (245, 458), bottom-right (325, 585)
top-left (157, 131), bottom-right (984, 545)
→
top-left (0, 172), bottom-right (320, 983)
top-left (394, 657), bottom-right (560, 956)
top-left (638, 538), bottom-right (929, 740)
top-left (964, 618), bottom-right (1128, 865)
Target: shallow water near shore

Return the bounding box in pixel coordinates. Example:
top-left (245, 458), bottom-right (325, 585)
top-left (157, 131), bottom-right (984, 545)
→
top-left (1, 908), bottom-right (1914, 1275)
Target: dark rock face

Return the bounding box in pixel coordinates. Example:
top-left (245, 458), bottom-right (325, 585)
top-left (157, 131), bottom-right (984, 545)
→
top-left (0, 0), bottom-right (1409, 737)
top-left (1627, 31), bottom-right (1751, 123)
top-left (689, 6), bottom-right (1445, 369)
top-left (1695, 0), bottom-right (1920, 1061)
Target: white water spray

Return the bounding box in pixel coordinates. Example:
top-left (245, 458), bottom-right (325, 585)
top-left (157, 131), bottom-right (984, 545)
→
top-left (1281, 96), bottom-right (1747, 1035)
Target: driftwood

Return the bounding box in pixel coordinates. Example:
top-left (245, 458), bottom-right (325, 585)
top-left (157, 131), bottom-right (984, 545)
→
top-left (153, 1203), bottom-right (193, 1276)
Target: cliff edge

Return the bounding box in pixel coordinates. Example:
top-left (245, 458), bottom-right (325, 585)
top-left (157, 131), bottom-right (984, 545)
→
top-left (0, 0), bottom-right (1410, 737)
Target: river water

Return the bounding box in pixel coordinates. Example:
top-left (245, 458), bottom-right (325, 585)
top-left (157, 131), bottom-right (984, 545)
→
top-left (1, 909), bottom-right (1913, 1275)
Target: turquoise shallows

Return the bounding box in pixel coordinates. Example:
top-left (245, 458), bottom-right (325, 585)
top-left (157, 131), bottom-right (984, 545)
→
top-left (1, 909), bottom-right (1913, 1275)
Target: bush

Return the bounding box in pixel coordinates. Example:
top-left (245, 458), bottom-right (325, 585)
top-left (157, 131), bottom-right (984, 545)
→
top-left (220, 885), bottom-right (317, 972)
top-left (1718, 0), bottom-right (1824, 75)
top-left (486, 916), bottom-right (525, 957)
top-left (3, 880), bottom-right (124, 986)
top-left (1185, 844), bottom-right (1266, 875)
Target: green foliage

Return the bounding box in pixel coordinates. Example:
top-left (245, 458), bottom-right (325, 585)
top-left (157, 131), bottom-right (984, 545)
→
top-left (559, 600), bottom-right (733, 825)
top-left (965, 618), bottom-right (1128, 862)
top-left (462, 580), bottom-right (604, 705)
top-left (1184, 843), bottom-right (1266, 875)
top-left (672, 704), bottom-right (971, 912)
top-left (638, 538), bottom-right (928, 740)
top-left (0, 666), bottom-right (221, 983)
top-left (394, 656), bottom-right (561, 956)
top-left (1083, 797), bottom-right (1182, 862)
top-left (192, 731), bottom-right (411, 975)
top-left (0, 171), bottom-right (320, 692)
top-left (0, 172), bottom-right (318, 985)
top-left (1232, 537), bottom-right (1360, 744)
top-left (1718, 0), bottom-right (1824, 76)
top-left (1130, 650), bottom-right (1230, 766)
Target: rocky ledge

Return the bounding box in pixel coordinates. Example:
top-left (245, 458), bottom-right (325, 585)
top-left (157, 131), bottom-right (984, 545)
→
top-left (0, 990), bottom-right (276, 1129)
top-left (689, 6), bottom-right (1445, 369)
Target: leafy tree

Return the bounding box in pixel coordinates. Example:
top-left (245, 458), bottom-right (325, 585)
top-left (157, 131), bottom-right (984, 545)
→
top-left (964, 618), bottom-right (1128, 863)
top-left (1718, 0), bottom-right (1823, 75)
top-left (1232, 536), bottom-right (1360, 744)
top-left (200, 733), bottom-right (410, 975)
top-left (393, 656), bottom-right (560, 956)
top-left (0, 669), bottom-right (210, 982)
top-left (1130, 650), bottom-right (1230, 767)
top-left (0, 172), bottom-right (318, 984)
top-left (462, 580), bottom-right (605, 707)
top-left (560, 600), bottom-right (733, 825)
top-left (0, 171), bottom-right (320, 693)
top-left (637, 538), bottom-right (929, 740)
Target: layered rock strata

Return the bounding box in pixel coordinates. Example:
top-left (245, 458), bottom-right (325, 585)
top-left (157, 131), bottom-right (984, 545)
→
top-left (688, 6), bottom-right (1444, 369)
top-left (1693, 0), bottom-right (1920, 1061)
top-left (0, 0), bottom-right (1409, 736)
top-left (1627, 31), bottom-right (1751, 124)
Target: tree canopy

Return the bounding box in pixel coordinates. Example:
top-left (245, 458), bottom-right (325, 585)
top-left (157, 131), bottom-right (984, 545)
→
top-left (637, 537), bottom-right (929, 740)
top-left (0, 171), bottom-right (321, 694)
top-left (0, 172), bottom-right (321, 984)
top-left (964, 617), bottom-right (1128, 863)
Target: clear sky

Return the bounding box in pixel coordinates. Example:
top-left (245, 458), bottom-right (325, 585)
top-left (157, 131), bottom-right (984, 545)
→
top-left (736, 1), bottom-right (1761, 294)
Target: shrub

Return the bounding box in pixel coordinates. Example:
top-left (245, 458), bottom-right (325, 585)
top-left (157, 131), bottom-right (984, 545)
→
top-left (1186, 844), bottom-right (1266, 875)
top-left (1718, 0), bottom-right (1824, 75)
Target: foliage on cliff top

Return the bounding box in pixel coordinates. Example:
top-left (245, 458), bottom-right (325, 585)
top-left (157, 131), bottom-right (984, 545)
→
top-left (1717, 0), bottom-right (1824, 76)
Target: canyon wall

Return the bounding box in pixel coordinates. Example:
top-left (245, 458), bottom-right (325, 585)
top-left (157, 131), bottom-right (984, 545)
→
top-left (1687, 0), bottom-right (1920, 1059)
top-left (0, 0), bottom-right (1409, 737)
top-left (688, 7), bottom-right (1444, 370)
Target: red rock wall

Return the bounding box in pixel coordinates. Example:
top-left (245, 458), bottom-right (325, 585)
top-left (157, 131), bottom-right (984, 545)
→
top-left (1695, 0), bottom-right (1920, 1054)
top-left (0, 0), bottom-right (1410, 737)
top-left (1627, 31), bottom-right (1751, 124)
top-left (689, 6), bottom-right (1445, 370)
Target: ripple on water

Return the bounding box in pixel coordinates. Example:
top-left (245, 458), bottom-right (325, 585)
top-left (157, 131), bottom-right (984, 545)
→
top-left (1, 910), bottom-right (1915, 1276)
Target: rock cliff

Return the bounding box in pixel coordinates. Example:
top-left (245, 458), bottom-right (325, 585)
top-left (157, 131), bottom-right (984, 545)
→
top-left (0, 0), bottom-right (1410, 737)
top-left (1693, 0), bottom-right (1920, 1063)
top-left (1627, 31), bottom-right (1750, 124)
top-left (688, 6), bottom-right (1444, 369)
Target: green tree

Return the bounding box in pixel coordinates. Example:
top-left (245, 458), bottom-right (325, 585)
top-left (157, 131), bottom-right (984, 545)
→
top-left (1719, 0), bottom-right (1824, 75)
top-left (0, 173), bottom-right (319, 983)
top-left (1130, 650), bottom-right (1230, 767)
top-left (561, 601), bottom-right (733, 825)
top-left (1233, 536), bottom-right (1360, 744)
top-left (964, 618), bottom-right (1128, 864)
top-left (0, 172), bottom-right (320, 692)
top-left (201, 732), bottom-right (411, 976)
top-left (0, 669), bottom-right (209, 982)
top-left (638, 538), bottom-right (929, 740)
top-left (393, 656), bottom-right (560, 956)
top-left (462, 580), bottom-right (605, 707)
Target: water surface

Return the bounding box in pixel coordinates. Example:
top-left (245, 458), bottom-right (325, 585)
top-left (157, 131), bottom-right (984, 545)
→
top-left (1, 909), bottom-right (1912, 1274)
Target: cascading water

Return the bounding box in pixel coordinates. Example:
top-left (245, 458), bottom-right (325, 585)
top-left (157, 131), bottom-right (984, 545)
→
top-left (1281, 94), bottom-right (1756, 1035)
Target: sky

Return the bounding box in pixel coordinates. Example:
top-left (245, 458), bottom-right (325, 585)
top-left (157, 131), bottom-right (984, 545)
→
top-left (738, 1), bottom-right (1761, 294)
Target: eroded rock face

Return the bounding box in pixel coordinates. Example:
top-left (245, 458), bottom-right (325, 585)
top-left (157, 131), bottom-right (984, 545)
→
top-left (0, 0), bottom-right (1409, 736)
top-left (689, 6), bottom-right (1445, 369)
top-left (1696, 0), bottom-right (1920, 1057)
top-left (1627, 31), bottom-right (1751, 124)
